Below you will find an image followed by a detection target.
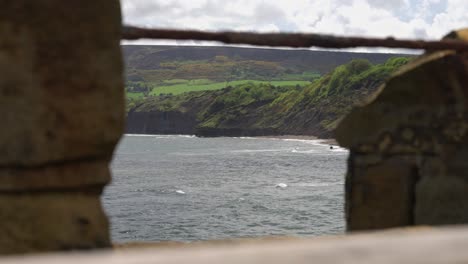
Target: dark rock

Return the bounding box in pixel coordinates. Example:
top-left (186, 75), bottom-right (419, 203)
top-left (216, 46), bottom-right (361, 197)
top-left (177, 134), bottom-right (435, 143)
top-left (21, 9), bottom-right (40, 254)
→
top-left (336, 28), bottom-right (468, 231)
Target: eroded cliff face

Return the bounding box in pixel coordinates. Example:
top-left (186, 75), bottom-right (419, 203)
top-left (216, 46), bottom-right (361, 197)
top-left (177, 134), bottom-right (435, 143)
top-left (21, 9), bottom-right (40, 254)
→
top-left (126, 110), bottom-right (281, 137)
top-left (126, 110), bottom-right (198, 134)
top-left (124, 99), bottom-right (354, 138)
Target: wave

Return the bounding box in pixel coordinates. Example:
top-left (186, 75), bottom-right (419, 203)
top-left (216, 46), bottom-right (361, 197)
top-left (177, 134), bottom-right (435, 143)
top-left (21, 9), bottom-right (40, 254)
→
top-left (275, 183), bottom-right (288, 188)
top-left (232, 146), bottom-right (345, 155)
top-left (124, 134), bottom-right (346, 150)
top-left (291, 149), bottom-right (317, 154)
top-left (281, 139), bottom-right (348, 153)
top-left (232, 136), bottom-right (257, 140)
top-left (282, 138), bottom-right (318, 143)
top-left (307, 140), bottom-right (348, 152)
top-left (250, 137), bottom-right (348, 153)
top-left (277, 138), bottom-right (348, 151)
top-left (124, 134), bottom-right (159, 137)
top-left (125, 134), bottom-right (196, 138)
top-left (293, 182), bottom-right (343, 187)
top-left (231, 148), bottom-right (290, 153)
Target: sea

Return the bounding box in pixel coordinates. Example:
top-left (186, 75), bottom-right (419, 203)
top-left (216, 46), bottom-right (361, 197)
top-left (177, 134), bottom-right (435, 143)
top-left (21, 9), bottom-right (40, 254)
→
top-left (102, 134), bottom-right (348, 243)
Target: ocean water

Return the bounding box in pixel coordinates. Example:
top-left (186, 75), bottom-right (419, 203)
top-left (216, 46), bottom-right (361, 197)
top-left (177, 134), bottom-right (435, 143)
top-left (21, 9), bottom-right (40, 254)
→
top-left (102, 135), bottom-right (348, 243)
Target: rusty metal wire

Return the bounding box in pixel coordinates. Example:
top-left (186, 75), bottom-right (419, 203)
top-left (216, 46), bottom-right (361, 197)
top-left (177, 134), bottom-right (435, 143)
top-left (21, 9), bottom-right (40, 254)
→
top-left (122, 25), bottom-right (468, 51)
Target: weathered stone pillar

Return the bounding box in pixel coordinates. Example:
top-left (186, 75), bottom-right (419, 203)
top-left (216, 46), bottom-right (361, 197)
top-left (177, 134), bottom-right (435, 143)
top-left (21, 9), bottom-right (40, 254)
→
top-left (336, 29), bottom-right (468, 231)
top-left (0, 1), bottom-right (124, 253)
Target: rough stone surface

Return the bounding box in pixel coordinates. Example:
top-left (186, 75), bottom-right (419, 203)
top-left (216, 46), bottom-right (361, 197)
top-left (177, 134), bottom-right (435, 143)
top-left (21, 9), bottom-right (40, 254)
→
top-left (336, 28), bottom-right (468, 230)
top-left (347, 157), bottom-right (417, 230)
top-left (0, 0), bottom-right (123, 253)
top-left (0, 160), bottom-right (111, 191)
top-left (0, 1), bottom-right (124, 176)
top-left (415, 137), bottom-right (468, 225)
top-left (0, 191), bottom-right (110, 254)
top-left (3, 227), bottom-right (468, 264)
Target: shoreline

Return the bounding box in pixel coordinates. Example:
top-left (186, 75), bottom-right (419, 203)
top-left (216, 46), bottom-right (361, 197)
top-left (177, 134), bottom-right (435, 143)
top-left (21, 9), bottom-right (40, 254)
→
top-left (256, 135), bottom-right (318, 140)
top-left (124, 133), bottom-right (339, 146)
top-left (256, 135), bottom-right (338, 146)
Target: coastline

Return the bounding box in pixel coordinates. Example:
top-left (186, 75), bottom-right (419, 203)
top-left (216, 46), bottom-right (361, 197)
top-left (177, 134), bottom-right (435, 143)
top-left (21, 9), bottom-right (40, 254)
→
top-left (256, 135), bottom-right (338, 146)
top-left (124, 133), bottom-right (339, 146)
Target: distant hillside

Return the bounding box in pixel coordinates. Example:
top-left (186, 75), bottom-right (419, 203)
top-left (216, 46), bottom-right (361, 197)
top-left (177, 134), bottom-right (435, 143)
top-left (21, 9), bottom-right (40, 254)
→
top-left (126, 57), bottom-right (411, 138)
top-left (123, 45), bottom-right (408, 81)
top-left (122, 45), bottom-right (411, 102)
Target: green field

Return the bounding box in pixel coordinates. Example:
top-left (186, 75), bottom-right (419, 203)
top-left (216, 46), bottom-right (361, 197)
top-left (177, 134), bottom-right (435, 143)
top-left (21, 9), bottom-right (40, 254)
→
top-left (126, 92), bottom-right (145, 99)
top-left (148, 79), bottom-right (311, 96)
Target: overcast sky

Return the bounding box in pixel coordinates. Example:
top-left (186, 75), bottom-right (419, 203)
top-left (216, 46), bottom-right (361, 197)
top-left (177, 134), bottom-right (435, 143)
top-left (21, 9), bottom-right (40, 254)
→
top-left (121, 0), bottom-right (467, 50)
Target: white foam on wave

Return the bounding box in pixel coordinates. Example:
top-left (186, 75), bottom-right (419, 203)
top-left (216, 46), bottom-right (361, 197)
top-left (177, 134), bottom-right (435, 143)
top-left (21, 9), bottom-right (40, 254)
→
top-left (291, 148), bottom-right (317, 154)
top-left (125, 134), bottom-right (196, 139)
top-left (282, 138), bottom-right (330, 147)
top-left (177, 135), bottom-right (196, 138)
top-left (231, 148), bottom-right (290, 153)
top-left (293, 182), bottom-right (343, 187)
top-left (125, 134), bottom-right (158, 137)
top-left (286, 141), bottom-right (348, 154)
top-left (175, 190), bottom-right (186, 194)
top-left (275, 183), bottom-right (288, 188)
top-left (282, 138), bottom-right (317, 143)
top-left (311, 140), bottom-right (348, 152)
top-left (281, 138), bottom-right (349, 153)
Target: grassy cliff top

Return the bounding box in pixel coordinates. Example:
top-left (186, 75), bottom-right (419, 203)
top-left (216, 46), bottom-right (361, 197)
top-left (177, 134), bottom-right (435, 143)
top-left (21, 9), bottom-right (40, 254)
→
top-left (128, 57), bottom-right (411, 138)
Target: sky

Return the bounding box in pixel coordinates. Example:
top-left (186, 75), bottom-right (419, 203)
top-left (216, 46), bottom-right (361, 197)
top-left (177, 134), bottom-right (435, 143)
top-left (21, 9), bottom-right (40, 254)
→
top-left (121, 0), bottom-right (468, 51)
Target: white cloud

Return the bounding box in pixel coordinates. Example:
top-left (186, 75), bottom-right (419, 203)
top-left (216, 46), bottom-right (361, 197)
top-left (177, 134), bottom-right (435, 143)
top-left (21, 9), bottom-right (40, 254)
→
top-left (121, 0), bottom-right (468, 50)
top-left (367, 0), bottom-right (409, 11)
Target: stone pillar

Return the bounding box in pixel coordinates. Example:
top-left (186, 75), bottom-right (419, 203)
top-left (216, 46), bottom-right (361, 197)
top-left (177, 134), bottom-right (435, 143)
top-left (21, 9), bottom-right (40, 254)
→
top-left (0, 1), bottom-right (124, 253)
top-left (336, 29), bottom-right (468, 231)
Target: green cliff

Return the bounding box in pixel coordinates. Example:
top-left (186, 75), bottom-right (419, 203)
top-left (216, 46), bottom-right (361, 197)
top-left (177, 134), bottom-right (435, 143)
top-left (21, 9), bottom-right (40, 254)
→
top-left (126, 57), bottom-right (410, 138)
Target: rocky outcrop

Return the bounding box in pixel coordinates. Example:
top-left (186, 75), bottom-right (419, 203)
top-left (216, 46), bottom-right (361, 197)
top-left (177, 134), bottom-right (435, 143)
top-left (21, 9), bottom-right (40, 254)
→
top-left (336, 28), bottom-right (468, 230)
top-left (126, 110), bottom-right (280, 137)
top-left (0, 0), bottom-right (124, 254)
top-left (126, 110), bottom-right (198, 134)
top-left (195, 127), bottom-right (279, 137)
